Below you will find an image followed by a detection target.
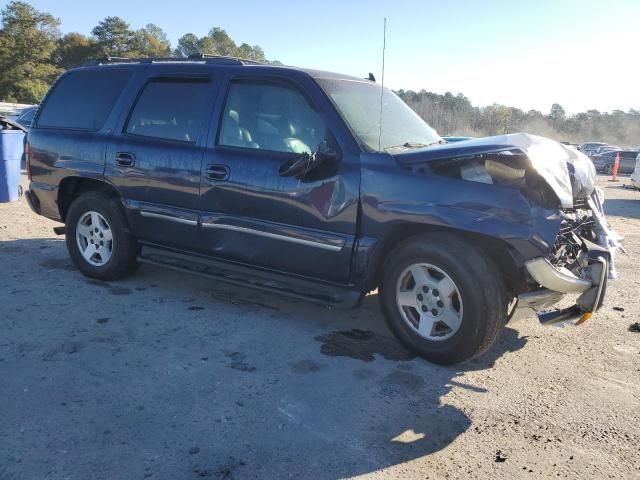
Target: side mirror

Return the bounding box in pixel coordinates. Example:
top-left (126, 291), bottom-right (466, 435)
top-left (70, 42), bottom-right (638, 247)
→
top-left (316, 140), bottom-right (341, 163)
top-left (279, 140), bottom-right (340, 180)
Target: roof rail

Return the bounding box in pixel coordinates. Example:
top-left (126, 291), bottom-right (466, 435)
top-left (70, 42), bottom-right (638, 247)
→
top-left (83, 53), bottom-right (265, 67)
top-left (187, 53), bottom-right (265, 65)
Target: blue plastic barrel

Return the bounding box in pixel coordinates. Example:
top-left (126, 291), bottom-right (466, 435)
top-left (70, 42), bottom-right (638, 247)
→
top-left (0, 128), bottom-right (24, 202)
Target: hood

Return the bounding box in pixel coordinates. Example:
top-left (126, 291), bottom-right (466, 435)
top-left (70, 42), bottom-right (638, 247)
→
top-left (394, 133), bottom-right (596, 209)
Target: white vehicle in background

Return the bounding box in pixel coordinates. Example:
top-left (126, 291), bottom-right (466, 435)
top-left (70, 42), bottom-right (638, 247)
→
top-left (631, 153), bottom-right (640, 190)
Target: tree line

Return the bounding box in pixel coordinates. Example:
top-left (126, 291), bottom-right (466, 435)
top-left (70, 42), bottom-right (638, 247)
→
top-left (397, 90), bottom-right (640, 146)
top-left (1, 1), bottom-right (638, 145)
top-left (0, 1), bottom-right (274, 103)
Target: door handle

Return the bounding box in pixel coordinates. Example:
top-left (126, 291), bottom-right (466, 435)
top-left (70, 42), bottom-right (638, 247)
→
top-left (205, 164), bottom-right (230, 181)
top-left (115, 152), bottom-right (136, 167)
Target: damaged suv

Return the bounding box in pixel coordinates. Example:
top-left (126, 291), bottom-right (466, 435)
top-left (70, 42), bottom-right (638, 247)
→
top-left (25, 57), bottom-right (621, 364)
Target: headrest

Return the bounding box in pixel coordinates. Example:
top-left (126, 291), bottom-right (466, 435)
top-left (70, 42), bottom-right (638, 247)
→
top-left (228, 109), bottom-right (239, 124)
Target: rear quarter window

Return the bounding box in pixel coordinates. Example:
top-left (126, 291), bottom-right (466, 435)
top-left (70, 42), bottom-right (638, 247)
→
top-left (36, 69), bottom-right (132, 131)
top-left (125, 79), bottom-right (210, 143)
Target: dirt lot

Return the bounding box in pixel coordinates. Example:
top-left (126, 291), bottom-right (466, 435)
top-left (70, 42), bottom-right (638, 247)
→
top-left (1, 174), bottom-right (639, 480)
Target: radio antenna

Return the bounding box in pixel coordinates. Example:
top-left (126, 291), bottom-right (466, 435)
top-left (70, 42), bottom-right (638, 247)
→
top-left (377, 17), bottom-right (387, 152)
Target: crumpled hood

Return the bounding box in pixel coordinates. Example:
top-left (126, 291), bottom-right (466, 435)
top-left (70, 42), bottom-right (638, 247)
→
top-left (394, 133), bottom-right (596, 208)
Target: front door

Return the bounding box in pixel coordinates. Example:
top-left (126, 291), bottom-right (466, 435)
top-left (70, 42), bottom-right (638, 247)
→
top-left (105, 75), bottom-right (216, 251)
top-left (198, 75), bottom-right (360, 283)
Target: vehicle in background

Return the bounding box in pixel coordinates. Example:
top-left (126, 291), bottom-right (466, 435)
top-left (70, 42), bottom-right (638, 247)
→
top-left (593, 150), bottom-right (639, 174)
top-left (24, 57), bottom-right (620, 365)
top-left (0, 111), bottom-right (20, 122)
top-left (595, 145), bottom-right (621, 155)
top-left (631, 153), bottom-right (640, 189)
top-left (578, 142), bottom-right (607, 157)
top-left (591, 146), bottom-right (622, 162)
top-left (0, 102), bottom-right (34, 122)
top-left (442, 136), bottom-right (475, 143)
top-left (16, 106), bottom-right (38, 128)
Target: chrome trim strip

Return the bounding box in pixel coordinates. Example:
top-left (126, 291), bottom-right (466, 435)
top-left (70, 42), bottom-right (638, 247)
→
top-left (201, 222), bottom-right (343, 252)
top-left (140, 211), bottom-right (198, 226)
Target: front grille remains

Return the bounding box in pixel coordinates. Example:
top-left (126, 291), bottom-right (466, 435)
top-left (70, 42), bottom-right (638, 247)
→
top-left (549, 199), bottom-right (596, 269)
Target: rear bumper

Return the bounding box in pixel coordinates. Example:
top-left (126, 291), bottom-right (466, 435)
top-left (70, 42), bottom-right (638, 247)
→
top-left (24, 188), bottom-right (41, 214)
top-left (25, 182), bottom-right (62, 222)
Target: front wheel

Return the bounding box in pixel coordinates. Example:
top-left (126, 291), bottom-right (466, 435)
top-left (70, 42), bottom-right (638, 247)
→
top-left (379, 233), bottom-right (508, 365)
top-left (65, 191), bottom-right (140, 280)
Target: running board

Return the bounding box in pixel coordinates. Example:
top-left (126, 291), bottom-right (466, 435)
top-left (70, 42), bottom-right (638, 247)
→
top-left (137, 246), bottom-right (363, 309)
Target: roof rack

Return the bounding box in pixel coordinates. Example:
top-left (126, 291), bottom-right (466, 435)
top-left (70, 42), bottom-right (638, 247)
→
top-left (188, 53), bottom-right (264, 65)
top-left (84, 53), bottom-right (265, 67)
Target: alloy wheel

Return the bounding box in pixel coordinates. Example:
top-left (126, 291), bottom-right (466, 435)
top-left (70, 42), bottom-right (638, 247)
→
top-left (396, 263), bottom-right (464, 341)
top-left (76, 211), bottom-right (113, 266)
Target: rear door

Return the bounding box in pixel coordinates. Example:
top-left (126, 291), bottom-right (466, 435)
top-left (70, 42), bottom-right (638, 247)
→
top-left (198, 73), bottom-right (361, 283)
top-left (29, 68), bottom-right (134, 214)
top-left (105, 71), bottom-right (219, 251)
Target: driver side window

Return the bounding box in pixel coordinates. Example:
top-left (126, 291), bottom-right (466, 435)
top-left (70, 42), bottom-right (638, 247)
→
top-left (217, 81), bottom-right (326, 155)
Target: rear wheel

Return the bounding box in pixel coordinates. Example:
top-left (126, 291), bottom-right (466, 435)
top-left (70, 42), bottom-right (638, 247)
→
top-left (603, 164), bottom-right (612, 174)
top-left (65, 191), bottom-right (139, 280)
top-left (379, 233), bottom-right (508, 365)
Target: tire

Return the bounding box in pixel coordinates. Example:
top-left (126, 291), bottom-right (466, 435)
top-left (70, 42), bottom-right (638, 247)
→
top-left (603, 164), bottom-right (612, 174)
top-left (65, 191), bottom-right (140, 281)
top-left (379, 233), bottom-right (507, 365)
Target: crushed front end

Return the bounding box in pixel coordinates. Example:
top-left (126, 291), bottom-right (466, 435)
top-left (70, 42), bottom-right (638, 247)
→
top-left (523, 190), bottom-right (620, 325)
top-left (394, 133), bottom-right (623, 326)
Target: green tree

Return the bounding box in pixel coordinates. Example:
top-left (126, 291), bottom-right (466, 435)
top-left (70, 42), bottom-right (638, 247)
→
top-left (91, 16), bottom-right (135, 57)
top-left (0, 1), bottom-right (62, 102)
top-left (248, 45), bottom-right (266, 62)
top-left (174, 28), bottom-right (269, 62)
top-left (54, 32), bottom-right (98, 69)
top-left (549, 103), bottom-right (566, 129)
top-left (206, 27), bottom-right (236, 55)
top-left (133, 23), bottom-right (171, 57)
top-left (175, 33), bottom-right (199, 57)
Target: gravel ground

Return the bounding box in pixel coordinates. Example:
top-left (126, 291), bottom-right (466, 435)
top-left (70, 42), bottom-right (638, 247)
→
top-left (1, 174), bottom-right (639, 480)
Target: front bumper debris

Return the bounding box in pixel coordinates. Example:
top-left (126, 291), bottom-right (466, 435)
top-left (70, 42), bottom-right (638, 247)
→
top-left (516, 185), bottom-right (621, 326)
top-left (537, 256), bottom-right (608, 326)
top-left (510, 289), bottom-right (565, 324)
top-left (525, 258), bottom-right (591, 293)
top-left (521, 240), bottom-right (609, 326)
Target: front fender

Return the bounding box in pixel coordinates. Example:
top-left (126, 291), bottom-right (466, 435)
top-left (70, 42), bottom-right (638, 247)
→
top-left (355, 153), bottom-right (563, 287)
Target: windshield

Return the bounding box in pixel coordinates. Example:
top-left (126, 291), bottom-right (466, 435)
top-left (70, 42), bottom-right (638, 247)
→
top-left (316, 78), bottom-right (441, 152)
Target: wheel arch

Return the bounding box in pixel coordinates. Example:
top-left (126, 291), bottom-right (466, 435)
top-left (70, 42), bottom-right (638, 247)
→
top-left (365, 223), bottom-right (527, 296)
top-left (58, 177), bottom-right (122, 222)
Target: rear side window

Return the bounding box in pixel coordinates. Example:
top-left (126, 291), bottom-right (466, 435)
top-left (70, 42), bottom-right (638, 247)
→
top-left (125, 79), bottom-right (210, 143)
top-left (37, 69), bottom-right (131, 130)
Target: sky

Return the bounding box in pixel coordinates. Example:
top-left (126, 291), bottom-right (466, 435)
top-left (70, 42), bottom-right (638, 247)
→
top-left (9, 0), bottom-right (640, 114)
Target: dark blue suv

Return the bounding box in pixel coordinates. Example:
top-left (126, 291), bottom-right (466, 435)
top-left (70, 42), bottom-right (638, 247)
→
top-left (25, 56), bottom-right (620, 364)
